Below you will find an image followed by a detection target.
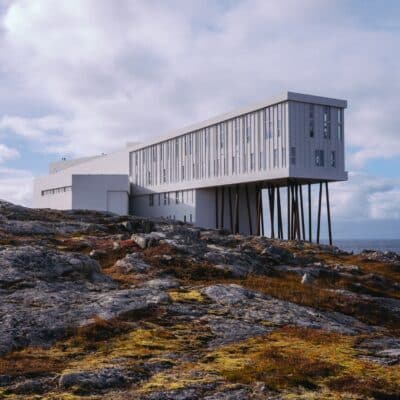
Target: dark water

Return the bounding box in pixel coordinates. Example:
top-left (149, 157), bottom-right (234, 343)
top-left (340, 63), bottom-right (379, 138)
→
top-left (322, 239), bottom-right (400, 254)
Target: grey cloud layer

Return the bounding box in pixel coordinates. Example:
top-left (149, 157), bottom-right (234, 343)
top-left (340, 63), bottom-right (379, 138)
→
top-left (0, 0), bottom-right (399, 228)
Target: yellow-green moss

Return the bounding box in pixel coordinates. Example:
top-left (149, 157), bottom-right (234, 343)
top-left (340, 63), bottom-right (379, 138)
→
top-left (203, 327), bottom-right (400, 397)
top-left (168, 289), bottom-right (204, 303)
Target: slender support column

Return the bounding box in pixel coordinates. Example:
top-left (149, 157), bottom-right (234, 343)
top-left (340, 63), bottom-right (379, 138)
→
top-left (220, 186), bottom-right (225, 230)
top-left (235, 185), bottom-right (240, 234)
top-left (317, 182), bottom-right (323, 244)
top-left (325, 181), bottom-right (332, 245)
top-left (277, 187), bottom-right (283, 239)
top-left (228, 186), bottom-right (233, 233)
top-left (290, 184), bottom-right (295, 240)
top-left (268, 186), bottom-right (275, 239)
top-left (260, 187), bottom-right (265, 236)
top-left (245, 184), bottom-right (253, 235)
top-left (294, 184), bottom-right (300, 240)
top-left (308, 183), bottom-right (312, 242)
top-left (256, 185), bottom-right (261, 236)
top-left (287, 184), bottom-right (290, 240)
top-left (215, 187), bottom-right (219, 229)
top-left (299, 184), bottom-right (305, 241)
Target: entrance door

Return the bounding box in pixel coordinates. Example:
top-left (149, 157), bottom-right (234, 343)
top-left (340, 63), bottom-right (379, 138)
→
top-left (107, 191), bottom-right (128, 215)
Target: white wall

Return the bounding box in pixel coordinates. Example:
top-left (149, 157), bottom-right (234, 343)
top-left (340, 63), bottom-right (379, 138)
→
top-left (72, 175), bottom-right (129, 214)
top-left (33, 173), bottom-right (73, 209)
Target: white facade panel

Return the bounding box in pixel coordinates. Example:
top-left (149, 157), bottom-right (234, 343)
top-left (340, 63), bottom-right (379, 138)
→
top-left (72, 175), bottom-right (129, 214)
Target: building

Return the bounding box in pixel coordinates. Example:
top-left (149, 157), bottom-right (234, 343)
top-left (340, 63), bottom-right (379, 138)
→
top-left (33, 92), bottom-right (347, 243)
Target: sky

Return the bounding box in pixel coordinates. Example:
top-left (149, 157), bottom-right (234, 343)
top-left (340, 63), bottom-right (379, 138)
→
top-left (0, 0), bottom-right (399, 238)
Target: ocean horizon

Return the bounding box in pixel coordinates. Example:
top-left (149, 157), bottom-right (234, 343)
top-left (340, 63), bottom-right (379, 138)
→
top-left (321, 239), bottom-right (400, 254)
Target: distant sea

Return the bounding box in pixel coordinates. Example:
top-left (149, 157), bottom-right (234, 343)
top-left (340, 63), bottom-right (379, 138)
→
top-left (321, 239), bottom-right (400, 254)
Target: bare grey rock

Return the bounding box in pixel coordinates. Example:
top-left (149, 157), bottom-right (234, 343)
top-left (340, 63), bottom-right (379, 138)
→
top-left (357, 336), bottom-right (400, 365)
top-left (115, 252), bottom-right (150, 274)
top-left (203, 284), bottom-right (372, 335)
top-left (59, 368), bottom-right (131, 391)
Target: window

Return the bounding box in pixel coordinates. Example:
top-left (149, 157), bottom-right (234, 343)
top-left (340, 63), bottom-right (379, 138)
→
top-left (273, 149), bottom-right (278, 168)
top-left (181, 165), bottom-right (185, 180)
top-left (246, 116), bottom-right (250, 143)
top-left (323, 106), bottom-right (331, 139)
top-left (337, 108), bottom-right (343, 141)
top-left (175, 191), bottom-right (179, 204)
top-left (315, 150), bottom-right (325, 167)
top-left (163, 193), bottom-right (167, 205)
top-left (309, 104), bottom-right (314, 138)
top-left (250, 153), bottom-right (254, 170)
top-left (331, 151), bottom-right (336, 167)
top-left (163, 168), bottom-right (166, 183)
top-left (149, 194), bottom-right (154, 207)
top-left (158, 194), bottom-right (161, 206)
top-left (183, 215), bottom-right (187, 223)
top-left (147, 171), bottom-right (151, 185)
top-left (277, 104), bottom-right (282, 137)
top-left (190, 214), bottom-right (192, 223)
top-left (290, 147), bottom-right (296, 165)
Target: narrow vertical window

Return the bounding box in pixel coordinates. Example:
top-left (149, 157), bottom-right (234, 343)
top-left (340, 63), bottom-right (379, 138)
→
top-left (331, 151), bottom-right (336, 167)
top-left (337, 108), bottom-right (343, 141)
top-left (309, 104), bottom-right (314, 138)
top-left (323, 106), bottom-right (331, 139)
top-left (290, 147), bottom-right (296, 165)
top-left (273, 149), bottom-right (278, 168)
top-left (315, 150), bottom-right (325, 167)
top-left (175, 191), bottom-right (179, 204)
top-left (149, 194), bottom-right (154, 207)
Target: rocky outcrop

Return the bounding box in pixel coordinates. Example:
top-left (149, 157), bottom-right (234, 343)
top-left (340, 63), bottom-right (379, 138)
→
top-left (0, 200), bottom-right (399, 399)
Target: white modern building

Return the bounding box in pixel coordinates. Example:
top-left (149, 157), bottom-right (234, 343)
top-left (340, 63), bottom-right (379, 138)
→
top-left (34, 92), bottom-right (348, 243)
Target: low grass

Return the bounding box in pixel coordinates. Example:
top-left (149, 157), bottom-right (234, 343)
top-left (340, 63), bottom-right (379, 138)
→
top-left (206, 326), bottom-right (400, 398)
top-left (238, 274), bottom-right (400, 333)
top-left (142, 243), bottom-right (232, 282)
top-left (0, 352), bottom-right (65, 377)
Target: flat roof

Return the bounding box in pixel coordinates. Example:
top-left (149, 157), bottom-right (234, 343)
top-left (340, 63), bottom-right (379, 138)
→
top-left (129, 91), bottom-right (347, 152)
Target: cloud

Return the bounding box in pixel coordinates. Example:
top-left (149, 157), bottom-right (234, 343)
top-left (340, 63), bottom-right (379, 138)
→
top-left (331, 173), bottom-right (400, 221)
top-left (0, 167), bottom-right (33, 206)
top-left (0, 143), bottom-right (19, 162)
top-left (0, 0), bottom-right (398, 162)
top-left (0, 0), bottom-right (399, 228)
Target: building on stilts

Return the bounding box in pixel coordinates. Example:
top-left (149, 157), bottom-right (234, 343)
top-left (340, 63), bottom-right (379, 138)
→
top-left (33, 92), bottom-right (347, 244)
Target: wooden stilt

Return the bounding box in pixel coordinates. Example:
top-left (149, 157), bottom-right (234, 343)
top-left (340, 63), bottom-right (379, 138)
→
top-left (294, 184), bottom-right (300, 240)
top-left (256, 185), bottom-right (261, 236)
top-left (268, 186), bottom-right (275, 239)
top-left (260, 186), bottom-right (265, 236)
top-left (308, 183), bottom-right (312, 242)
top-left (228, 186), bottom-right (233, 233)
top-left (325, 181), bottom-right (332, 245)
top-left (215, 187), bottom-right (219, 229)
top-left (290, 184), bottom-right (295, 240)
top-left (317, 182), bottom-right (322, 244)
top-left (245, 184), bottom-right (253, 235)
top-left (287, 184), bottom-right (290, 240)
top-left (277, 187), bottom-right (283, 239)
top-left (220, 186), bottom-right (225, 230)
top-left (235, 185), bottom-right (239, 234)
top-left (299, 184), bottom-right (305, 241)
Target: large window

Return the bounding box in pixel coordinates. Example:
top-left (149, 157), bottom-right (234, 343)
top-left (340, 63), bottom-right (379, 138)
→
top-left (315, 150), bottom-right (325, 167)
top-left (290, 147), bottom-right (296, 165)
top-left (323, 106), bottom-right (331, 139)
